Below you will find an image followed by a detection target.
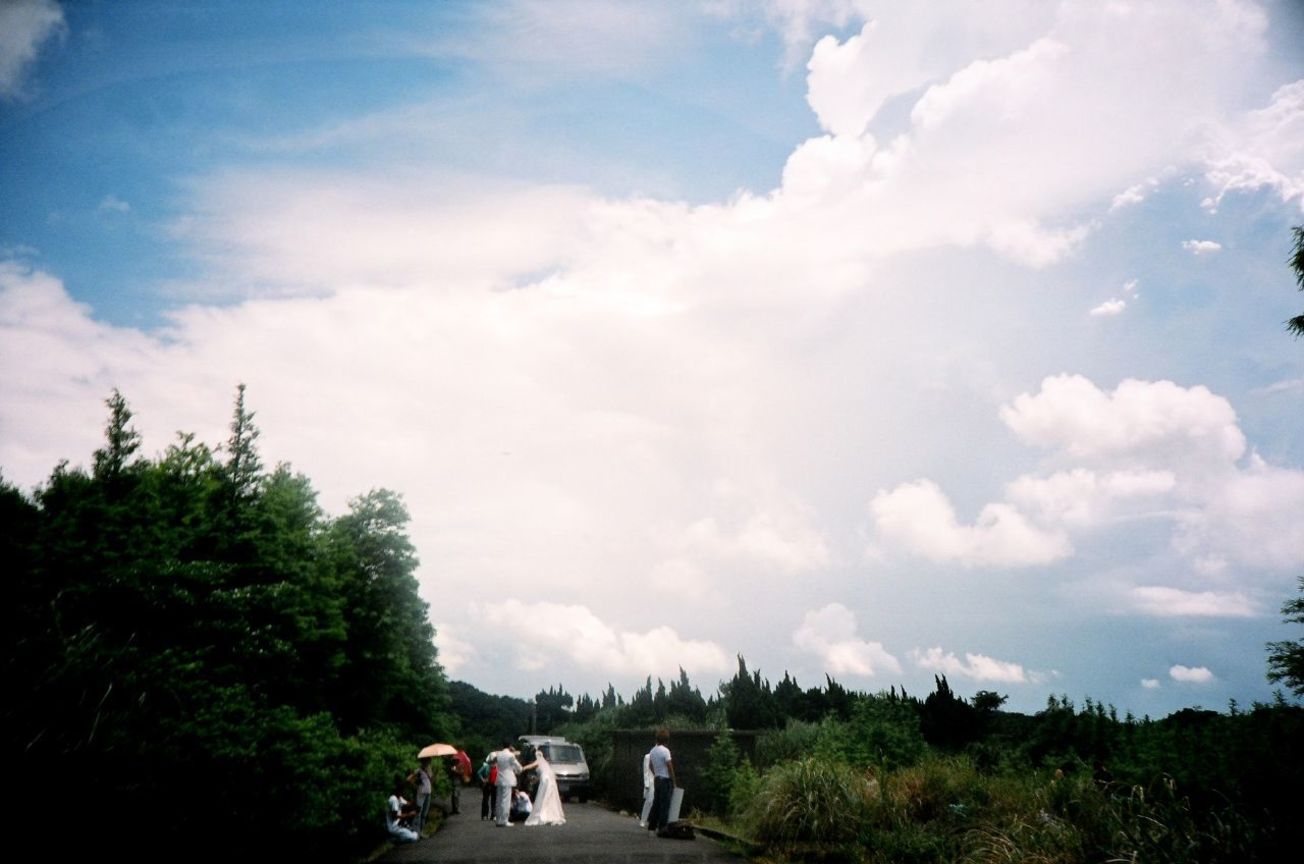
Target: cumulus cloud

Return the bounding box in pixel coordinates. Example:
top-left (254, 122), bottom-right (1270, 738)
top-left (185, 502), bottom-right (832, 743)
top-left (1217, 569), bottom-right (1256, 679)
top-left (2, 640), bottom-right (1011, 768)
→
top-left (1141, 678), bottom-right (1161, 689)
top-left (1000, 375), bottom-right (1246, 463)
top-left (470, 599), bottom-right (731, 678)
top-left (792, 603), bottom-right (902, 677)
top-left (871, 372), bottom-right (1304, 585)
top-left (869, 479), bottom-right (1071, 568)
top-left (0, 0), bottom-right (64, 100)
top-left (1182, 239), bottom-right (1222, 255)
top-left (912, 646), bottom-right (1028, 683)
top-left (1169, 664), bottom-right (1215, 684)
top-left (1006, 469), bottom-right (1174, 528)
top-left (1202, 79), bottom-right (1304, 212)
top-left (1128, 586), bottom-right (1258, 618)
top-left (778, 0), bottom-right (1271, 268)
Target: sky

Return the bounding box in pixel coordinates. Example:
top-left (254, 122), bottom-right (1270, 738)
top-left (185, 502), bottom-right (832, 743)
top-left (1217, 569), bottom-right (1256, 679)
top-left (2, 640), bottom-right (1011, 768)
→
top-left (2, 0), bottom-right (1303, 718)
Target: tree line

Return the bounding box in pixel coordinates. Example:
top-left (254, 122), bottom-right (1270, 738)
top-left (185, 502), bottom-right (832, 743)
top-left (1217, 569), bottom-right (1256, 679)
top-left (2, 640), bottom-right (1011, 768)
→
top-left (2, 387), bottom-right (451, 860)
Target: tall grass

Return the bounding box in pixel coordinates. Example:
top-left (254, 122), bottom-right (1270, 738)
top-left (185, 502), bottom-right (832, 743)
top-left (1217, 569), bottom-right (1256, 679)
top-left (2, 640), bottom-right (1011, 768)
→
top-left (727, 755), bottom-right (1257, 864)
top-left (741, 757), bottom-right (874, 850)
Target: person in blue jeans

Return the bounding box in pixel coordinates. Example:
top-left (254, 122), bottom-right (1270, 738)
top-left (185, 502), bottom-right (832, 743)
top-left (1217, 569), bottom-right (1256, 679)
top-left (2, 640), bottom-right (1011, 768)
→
top-left (646, 728), bottom-right (677, 833)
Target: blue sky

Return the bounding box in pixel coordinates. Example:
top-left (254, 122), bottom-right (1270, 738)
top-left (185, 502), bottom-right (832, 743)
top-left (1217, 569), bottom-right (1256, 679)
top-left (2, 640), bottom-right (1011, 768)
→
top-left (2, 0), bottom-right (1303, 717)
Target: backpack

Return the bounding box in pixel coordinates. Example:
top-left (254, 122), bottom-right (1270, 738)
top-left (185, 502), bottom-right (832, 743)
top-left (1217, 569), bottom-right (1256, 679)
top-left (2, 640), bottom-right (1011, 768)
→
top-left (657, 820), bottom-right (695, 840)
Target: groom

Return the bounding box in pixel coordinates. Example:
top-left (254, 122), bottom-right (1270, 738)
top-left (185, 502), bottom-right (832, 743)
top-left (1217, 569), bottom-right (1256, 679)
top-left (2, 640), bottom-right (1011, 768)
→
top-left (494, 741), bottom-right (524, 827)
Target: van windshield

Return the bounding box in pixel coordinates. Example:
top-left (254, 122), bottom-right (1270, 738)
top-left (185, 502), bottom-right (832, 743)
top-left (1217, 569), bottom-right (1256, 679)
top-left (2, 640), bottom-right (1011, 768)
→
top-left (541, 744), bottom-right (582, 763)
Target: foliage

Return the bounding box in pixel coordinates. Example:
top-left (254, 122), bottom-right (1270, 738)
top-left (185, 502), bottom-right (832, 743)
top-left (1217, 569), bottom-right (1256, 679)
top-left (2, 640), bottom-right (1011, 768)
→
top-left (702, 728), bottom-right (745, 815)
top-left (719, 654), bottom-right (782, 729)
top-left (1, 389), bottom-right (451, 861)
top-left (1266, 574), bottom-right (1304, 697)
top-left (447, 679), bottom-right (532, 758)
top-left (1288, 225), bottom-right (1304, 337)
top-left (742, 756), bottom-right (874, 849)
top-left (756, 719), bottom-right (824, 769)
top-left (554, 708), bottom-right (620, 798)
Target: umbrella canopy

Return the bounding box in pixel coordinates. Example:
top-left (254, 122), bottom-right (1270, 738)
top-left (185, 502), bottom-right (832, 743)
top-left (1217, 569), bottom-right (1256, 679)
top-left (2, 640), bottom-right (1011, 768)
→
top-left (418, 743), bottom-right (457, 759)
top-left (454, 749), bottom-right (472, 780)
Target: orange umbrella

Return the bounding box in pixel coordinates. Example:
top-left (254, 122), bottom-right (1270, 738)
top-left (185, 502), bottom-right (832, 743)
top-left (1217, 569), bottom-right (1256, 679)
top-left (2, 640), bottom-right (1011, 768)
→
top-left (417, 743), bottom-right (457, 759)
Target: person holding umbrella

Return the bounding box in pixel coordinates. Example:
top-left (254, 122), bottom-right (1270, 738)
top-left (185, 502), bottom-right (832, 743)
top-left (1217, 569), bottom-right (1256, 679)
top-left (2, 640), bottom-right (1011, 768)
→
top-left (408, 757), bottom-right (433, 834)
top-left (415, 742), bottom-right (458, 829)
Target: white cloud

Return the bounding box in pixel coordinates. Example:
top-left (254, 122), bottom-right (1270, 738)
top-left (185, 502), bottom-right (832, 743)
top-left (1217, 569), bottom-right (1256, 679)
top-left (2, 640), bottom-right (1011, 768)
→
top-left (1182, 239), bottom-right (1222, 255)
top-left (1090, 299), bottom-right (1126, 317)
top-left (1171, 457), bottom-right (1304, 571)
top-left (1128, 586), bottom-right (1258, 618)
top-left (0, 0), bottom-right (64, 100)
top-left (432, 623), bottom-right (477, 674)
top-left (684, 488), bottom-right (831, 574)
top-left (1202, 79), bottom-right (1304, 212)
top-left (1141, 678), bottom-right (1161, 689)
top-left (1110, 178), bottom-right (1159, 211)
top-left (470, 599), bottom-right (731, 678)
top-left (1007, 469), bottom-right (1174, 528)
top-left (1169, 664), bottom-right (1215, 684)
top-left (869, 479), bottom-right (1071, 568)
top-left (792, 603), bottom-right (902, 677)
top-left (4, 2), bottom-right (1303, 707)
top-left (912, 646), bottom-right (1028, 683)
top-left (1000, 375), bottom-right (1247, 463)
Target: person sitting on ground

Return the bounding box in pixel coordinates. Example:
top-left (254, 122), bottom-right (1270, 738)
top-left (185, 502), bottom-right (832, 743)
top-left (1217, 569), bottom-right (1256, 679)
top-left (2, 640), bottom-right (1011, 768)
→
top-left (510, 788), bottom-right (532, 822)
top-left (386, 775), bottom-right (420, 843)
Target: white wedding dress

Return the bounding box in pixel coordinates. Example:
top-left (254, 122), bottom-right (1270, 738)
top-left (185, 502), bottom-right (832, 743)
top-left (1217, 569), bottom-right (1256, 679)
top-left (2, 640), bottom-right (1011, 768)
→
top-left (525, 754), bottom-right (566, 826)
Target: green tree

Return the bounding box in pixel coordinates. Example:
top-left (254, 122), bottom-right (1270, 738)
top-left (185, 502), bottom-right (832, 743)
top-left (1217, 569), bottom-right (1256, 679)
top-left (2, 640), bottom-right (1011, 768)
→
top-left (329, 488), bottom-right (448, 736)
top-left (4, 390), bottom-right (455, 859)
top-left (719, 655), bottom-right (780, 729)
top-left (224, 382), bottom-right (263, 499)
top-left (1267, 575), bottom-right (1304, 697)
top-left (666, 667), bottom-right (708, 722)
top-left (1288, 226), bottom-right (1304, 336)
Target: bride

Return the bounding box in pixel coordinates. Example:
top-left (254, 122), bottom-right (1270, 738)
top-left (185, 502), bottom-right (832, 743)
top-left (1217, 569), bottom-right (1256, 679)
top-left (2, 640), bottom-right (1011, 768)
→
top-left (525, 752), bottom-right (566, 826)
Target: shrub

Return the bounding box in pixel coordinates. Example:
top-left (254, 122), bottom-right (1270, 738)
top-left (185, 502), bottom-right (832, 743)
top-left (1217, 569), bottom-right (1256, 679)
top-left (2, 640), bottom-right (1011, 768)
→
top-left (728, 759), bottom-right (765, 820)
top-left (757, 719), bottom-right (823, 769)
top-left (743, 756), bottom-right (873, 848)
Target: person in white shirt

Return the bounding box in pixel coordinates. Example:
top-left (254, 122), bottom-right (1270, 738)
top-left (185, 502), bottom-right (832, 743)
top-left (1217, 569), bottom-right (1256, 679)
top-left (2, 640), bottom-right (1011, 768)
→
top-left (646, 728), bottom-right (677, 833)
top-left (386, 776), bottom-right (420, 843)
top-left (494, 742), bottom-right (525, 827)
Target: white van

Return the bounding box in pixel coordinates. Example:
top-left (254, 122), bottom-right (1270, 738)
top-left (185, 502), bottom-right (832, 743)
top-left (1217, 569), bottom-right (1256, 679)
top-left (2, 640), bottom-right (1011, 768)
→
top-left (518, 735), bottom-right (591, 802)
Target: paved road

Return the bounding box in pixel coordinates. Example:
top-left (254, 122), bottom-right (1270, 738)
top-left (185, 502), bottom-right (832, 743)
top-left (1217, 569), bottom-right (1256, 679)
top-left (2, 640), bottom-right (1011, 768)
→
top-left (378, 802), bottom-right (748, 864)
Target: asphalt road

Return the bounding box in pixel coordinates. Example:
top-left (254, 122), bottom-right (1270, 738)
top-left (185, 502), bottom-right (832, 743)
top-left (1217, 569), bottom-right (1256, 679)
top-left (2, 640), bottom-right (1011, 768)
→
top-left (377, 802), bottom-right (749, 864)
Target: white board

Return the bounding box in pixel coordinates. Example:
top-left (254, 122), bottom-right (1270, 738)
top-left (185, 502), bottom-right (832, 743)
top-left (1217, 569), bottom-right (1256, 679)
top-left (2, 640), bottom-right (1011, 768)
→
top-left (667, 787), bottom-right (684, 823)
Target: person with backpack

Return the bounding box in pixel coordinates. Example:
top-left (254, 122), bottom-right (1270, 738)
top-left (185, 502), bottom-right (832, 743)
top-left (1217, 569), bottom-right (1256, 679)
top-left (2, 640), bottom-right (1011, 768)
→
top-left (478, 753), bottom-right (499, 820)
